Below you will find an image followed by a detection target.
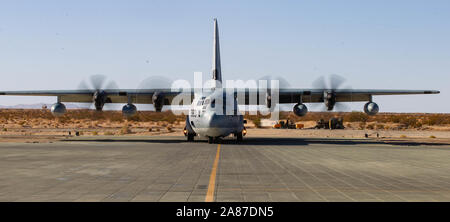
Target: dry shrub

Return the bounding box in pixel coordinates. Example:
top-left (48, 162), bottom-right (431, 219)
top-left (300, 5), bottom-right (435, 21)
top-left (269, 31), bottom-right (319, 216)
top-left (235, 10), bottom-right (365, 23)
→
top-left (0, 110), bottom-right (449, 130)
top-left (127, 115), bottom-right (141, 121)
top-left (109, 114), bottom-right (124, 123)
top-left (387, 115), bottom-right (423, 128)
top-left (104, 131), bottom-right (114, 135)
top-left (345, 112), bottom-right (369, 122)
top-left (120, 125), bottom-right (132, 134)
top-left (92, 131), bottom-right (98, 136)
top-left (166, 126), bottom-right (173, 132)
top-left (243, 112), bottom-right (271, 127)
top-left (389, 115), bottom-right (402, 123)
top-left (425, 114), bottom-right (450, 125)
top-left (252, 118), bottom-right (262, 128)
top-left (358, 122), bottom-right (366, 130)
top-left (429, 135), bottom-right (436, 139)
top-left (403, 117), bottom-right (419, 128)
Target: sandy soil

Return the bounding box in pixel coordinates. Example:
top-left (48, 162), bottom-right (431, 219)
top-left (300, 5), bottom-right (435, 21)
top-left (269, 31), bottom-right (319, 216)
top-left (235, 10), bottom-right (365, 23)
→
top-left (0, 110), bottom-right (448, 144)
top-left (0, 125), bottom-right (449, 145)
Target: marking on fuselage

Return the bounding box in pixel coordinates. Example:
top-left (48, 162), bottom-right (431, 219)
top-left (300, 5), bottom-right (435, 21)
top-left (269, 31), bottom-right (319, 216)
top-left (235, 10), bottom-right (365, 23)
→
top-left (205, 144), bottom-right (221, 202)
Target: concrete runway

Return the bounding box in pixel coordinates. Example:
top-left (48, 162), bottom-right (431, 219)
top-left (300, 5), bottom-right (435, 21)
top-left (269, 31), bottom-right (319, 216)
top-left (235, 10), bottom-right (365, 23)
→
top-left (0, 136), bottom-right (450, 202)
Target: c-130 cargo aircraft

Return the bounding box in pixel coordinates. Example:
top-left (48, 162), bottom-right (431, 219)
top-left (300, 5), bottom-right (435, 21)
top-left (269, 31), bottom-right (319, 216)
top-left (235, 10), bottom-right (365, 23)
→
top-left (0, 19), bottom-right (439, 143)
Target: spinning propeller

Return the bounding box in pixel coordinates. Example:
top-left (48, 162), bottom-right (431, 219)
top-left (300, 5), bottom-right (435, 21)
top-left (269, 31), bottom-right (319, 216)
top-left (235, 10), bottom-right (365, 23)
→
top-left (136, 75), bottom-right (173, 112)
top-left (311, 74), bottom-right (352, 112)
top-left (77, 74), bottom-right (119, 111)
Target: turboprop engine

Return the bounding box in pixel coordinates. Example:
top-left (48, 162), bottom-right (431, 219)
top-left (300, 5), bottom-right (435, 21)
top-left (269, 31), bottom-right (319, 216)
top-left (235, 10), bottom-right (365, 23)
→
top-left (93, 90), bottom-right (109, 111)
top-left (50, 103), bottom-right (66, 117)
top-left (324, 91), bottom-right (336, 111)
top-left (293, 103), bottom-right (308, 117)
top-left (122, 103), bottom-right (137, 117)
top-left (152, 92), bottom-right (164, 112)
top-left (364, 102), bottom-right (379, 115)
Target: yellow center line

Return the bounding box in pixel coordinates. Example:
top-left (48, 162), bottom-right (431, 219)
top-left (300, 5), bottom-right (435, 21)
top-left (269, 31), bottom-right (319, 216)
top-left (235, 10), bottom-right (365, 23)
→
top-left (205, 144), bottom-right (221, 202)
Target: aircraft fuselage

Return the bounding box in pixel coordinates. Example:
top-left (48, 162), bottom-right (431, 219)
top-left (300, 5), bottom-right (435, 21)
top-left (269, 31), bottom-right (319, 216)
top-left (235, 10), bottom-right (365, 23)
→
top-left (187, 90), bottom-right (244, 138)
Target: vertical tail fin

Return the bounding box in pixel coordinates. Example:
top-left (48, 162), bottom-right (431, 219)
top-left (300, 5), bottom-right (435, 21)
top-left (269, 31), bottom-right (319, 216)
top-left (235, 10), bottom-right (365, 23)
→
top-left (212, 18), bottom-right (222, 83)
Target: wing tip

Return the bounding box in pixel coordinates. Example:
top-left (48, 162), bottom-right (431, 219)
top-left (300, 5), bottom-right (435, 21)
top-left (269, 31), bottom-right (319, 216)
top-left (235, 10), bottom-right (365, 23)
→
top-left (424, 90), bottom-right (440, 94)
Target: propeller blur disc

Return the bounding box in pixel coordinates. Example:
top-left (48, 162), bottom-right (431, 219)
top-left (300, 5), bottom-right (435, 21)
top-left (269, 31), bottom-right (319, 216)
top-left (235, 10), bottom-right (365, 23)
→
top-left (76, 74), bottom-right (119, 110)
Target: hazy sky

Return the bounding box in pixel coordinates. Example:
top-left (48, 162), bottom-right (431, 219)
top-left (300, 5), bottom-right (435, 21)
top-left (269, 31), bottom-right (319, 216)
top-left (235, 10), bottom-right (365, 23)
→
top-left (0, 0), bottom-right (448, 113)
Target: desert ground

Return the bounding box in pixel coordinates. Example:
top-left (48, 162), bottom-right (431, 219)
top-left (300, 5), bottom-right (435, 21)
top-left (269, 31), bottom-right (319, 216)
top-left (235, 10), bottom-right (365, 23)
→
top-left (0, 109), bottom-right (449, 144)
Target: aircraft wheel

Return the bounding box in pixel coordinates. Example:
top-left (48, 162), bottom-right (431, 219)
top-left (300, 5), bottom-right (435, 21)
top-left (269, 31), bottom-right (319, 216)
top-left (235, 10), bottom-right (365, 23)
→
top-left (236, 132), bottom-right (243, 142)
top-left (187, 134), bottom-right (194, 142)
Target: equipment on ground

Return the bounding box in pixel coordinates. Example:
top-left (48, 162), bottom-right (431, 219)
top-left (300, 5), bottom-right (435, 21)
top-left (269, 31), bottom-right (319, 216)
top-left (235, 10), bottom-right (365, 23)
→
top-left (273, 119), bottom-right (299, 129)
top-left (315, 117), bottom-right (345, 129)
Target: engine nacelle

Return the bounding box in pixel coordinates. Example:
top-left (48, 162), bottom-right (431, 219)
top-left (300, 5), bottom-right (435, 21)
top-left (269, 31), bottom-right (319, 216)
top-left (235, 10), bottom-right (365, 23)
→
top-left (152, 92), bottom-right (164, 112)
top-left (93, 90), bottom-right (108, 111)
top-left (324, 91), bottom-right (336, 111)
top-left (51, 103), bottom-right (66, 117)
top-left (122, 103), bottom-right (137, 117)
top-left (266, 94), bottom-right (272, 109)
top-left (364, 102), bottom-right (379, 115)
top-left (293, 103), bottom-right (308, 117)
top-left (266, 93), bottom-right (278, 112)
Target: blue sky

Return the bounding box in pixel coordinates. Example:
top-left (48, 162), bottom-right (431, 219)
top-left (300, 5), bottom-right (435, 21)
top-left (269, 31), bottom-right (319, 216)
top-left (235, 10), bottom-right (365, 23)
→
top-left (0, 0), bottom-right (448, 112)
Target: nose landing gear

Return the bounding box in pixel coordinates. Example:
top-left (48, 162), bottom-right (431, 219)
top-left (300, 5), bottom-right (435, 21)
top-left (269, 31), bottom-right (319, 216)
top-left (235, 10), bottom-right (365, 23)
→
top-left (208, 137), bottom-right (222, 144)
top-left (206, 127), bottom-right (246, 144)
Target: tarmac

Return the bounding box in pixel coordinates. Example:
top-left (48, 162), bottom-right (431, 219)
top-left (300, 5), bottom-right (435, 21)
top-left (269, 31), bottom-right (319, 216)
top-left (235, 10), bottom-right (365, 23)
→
top-left (0, 135), bottom-right (450, 202)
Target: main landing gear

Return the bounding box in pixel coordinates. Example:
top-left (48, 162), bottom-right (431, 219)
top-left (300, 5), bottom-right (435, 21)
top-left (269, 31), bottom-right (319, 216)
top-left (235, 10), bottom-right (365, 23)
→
top-left (236, 132), bottom-right (243, 142)
top-left (187, 133), bottom-right (195, 142)
top-left (235, 127), bottom-right (246, 143)
top-left (184, 126), bottom-right (196, 142)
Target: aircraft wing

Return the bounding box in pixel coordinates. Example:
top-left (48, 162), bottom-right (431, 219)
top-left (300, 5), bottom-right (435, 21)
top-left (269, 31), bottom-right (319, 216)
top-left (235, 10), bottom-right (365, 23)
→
top-left (236, 88), bottom-right (440, 105)
top-left (0, 89), bottom-right (189, 105)
top-left (280, 88), bottom-right (440, 103)
top-left (0, 88), bottom-right (440, 105)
